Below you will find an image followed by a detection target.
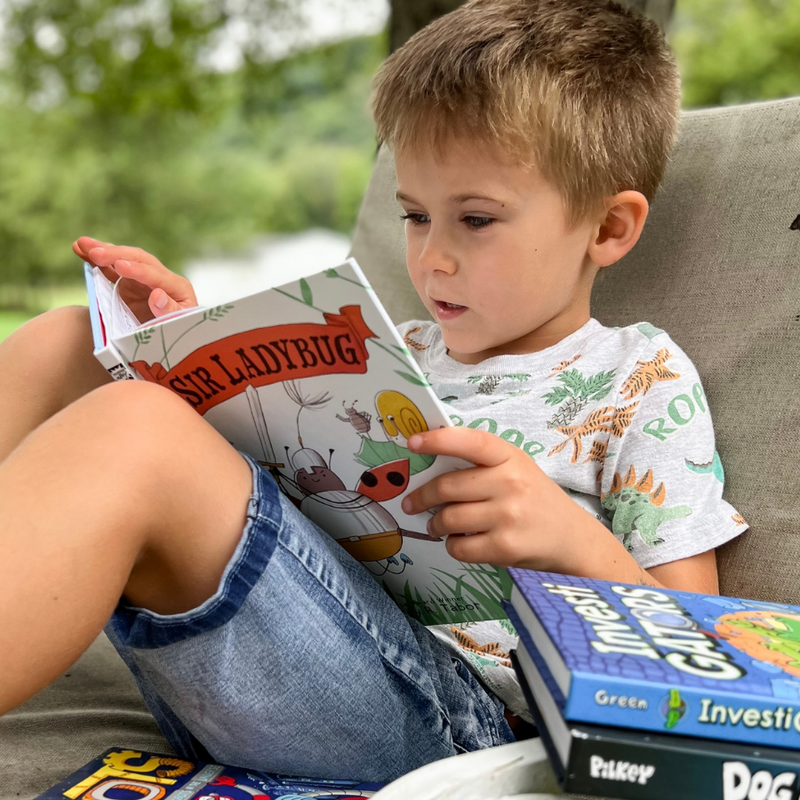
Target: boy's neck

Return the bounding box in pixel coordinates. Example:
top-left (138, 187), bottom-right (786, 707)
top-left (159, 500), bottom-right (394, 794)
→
top-left (445, 307), bottom-right (594, 365)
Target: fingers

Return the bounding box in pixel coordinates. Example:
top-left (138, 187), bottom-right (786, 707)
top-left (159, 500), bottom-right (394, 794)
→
top-left (408, 427), bottom-right (510, 467)
top-left (147, 287), bottom-right (184, 318)
top-left (112, 259), bottom-right (197, 308)
top-left (402, 466), bottom-right (490, 515)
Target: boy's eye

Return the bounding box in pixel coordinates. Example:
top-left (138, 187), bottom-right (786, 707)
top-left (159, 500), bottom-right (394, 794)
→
top-left (463, 216), bottom-right (494, 229)
top-left (399, 213), bottom-right (430, 226)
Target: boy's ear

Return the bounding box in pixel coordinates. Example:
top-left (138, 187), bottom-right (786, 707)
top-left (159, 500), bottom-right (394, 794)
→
top-left (587, 191), bottom-right (649, 268)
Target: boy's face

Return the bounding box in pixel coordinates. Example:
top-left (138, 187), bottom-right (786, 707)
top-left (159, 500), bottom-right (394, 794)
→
top-left (395, 139), bottom-right (599, 365)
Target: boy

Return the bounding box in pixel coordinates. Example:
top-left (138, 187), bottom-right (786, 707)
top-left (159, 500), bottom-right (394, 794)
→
top-left (0, 0), bottom-right (745, 784)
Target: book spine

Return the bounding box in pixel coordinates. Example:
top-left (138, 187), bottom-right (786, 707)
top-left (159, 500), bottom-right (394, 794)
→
top-left (566, 732), bottom-right (800, 800)
top-left (566, 674), bottom-right (800, 750)
top-left (94, 342), bottom-right (137, 381)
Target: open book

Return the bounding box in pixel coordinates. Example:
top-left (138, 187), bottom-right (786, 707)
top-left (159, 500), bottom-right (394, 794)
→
top-left (85, 258), bottom-right (511, 625)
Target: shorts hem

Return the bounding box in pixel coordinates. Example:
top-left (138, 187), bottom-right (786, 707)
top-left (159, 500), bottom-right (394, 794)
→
top-left (108, 453), bottom-right (282, 649)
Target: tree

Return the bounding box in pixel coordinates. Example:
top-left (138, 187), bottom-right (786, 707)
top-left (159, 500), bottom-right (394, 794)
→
top-left (671, 0), bottom-right (800, 107)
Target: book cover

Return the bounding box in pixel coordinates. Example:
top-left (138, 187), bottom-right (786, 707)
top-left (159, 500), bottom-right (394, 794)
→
top-left (511, 643), bottom-right (800, 800)
top-left (35, 748), bottom-right (383, 800)
top-left (505, 568), bottom-right (800, 749)
top-left (84, 259), bottom-right (511, 625)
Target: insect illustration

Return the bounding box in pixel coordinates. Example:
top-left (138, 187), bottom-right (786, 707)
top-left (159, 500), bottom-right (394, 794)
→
top-left (245, 380), bottom-right (435, 577)
top-left (284, 444), bottom-right (432, 575)
top-left (336, 401), bottom-right (372, 435)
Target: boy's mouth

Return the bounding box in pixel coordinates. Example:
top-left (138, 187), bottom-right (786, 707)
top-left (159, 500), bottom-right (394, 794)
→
top-left (432, 299), bottom-right (468, 320)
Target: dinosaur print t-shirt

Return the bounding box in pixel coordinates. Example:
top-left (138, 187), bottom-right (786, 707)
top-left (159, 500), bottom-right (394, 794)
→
top-left (396, 317), bottom-right (748, 722)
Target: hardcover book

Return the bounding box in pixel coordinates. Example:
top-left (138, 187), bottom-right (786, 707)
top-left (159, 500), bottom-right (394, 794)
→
top-left (511, 641), bottom-right (800, 800)
top-left (35, 747), bottom-right (383, 800)
top-left (505, 568), bottom-right (800, 749)
top-left (84, 259), bottom-right (511, 625)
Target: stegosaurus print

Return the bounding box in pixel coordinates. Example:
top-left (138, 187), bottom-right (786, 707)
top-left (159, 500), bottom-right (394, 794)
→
top-left (620, 348), bottom-right (680, 400)
top-left (601, 466), bottom-right (692, 550)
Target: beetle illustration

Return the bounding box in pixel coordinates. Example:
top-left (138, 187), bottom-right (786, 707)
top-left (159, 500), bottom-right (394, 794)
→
top-left (284, 444), bottom-right (433, 575)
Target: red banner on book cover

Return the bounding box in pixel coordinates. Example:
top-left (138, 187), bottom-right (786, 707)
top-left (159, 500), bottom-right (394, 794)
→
top-left (130, 305), bottom-right (377, 415)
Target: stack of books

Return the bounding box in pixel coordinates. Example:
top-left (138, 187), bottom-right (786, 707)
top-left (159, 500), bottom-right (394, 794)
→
top-left (505, 569), bottom-right (800, 800)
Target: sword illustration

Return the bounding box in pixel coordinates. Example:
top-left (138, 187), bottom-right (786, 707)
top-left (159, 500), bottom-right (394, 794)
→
top-left (245, 384), bottom-right (285, 482)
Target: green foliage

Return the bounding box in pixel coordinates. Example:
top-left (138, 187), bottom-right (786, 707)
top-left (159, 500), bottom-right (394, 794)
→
top-left (672, 0), bottom-right (800, 107)
top-left (542, 368), bottom-right (615, 406)
top-left (0, 0), bottom-right (384, 293)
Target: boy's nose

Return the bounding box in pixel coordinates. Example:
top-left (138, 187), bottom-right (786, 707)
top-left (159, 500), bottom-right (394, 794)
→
top-left (418, 230), bottom-right (457, 275)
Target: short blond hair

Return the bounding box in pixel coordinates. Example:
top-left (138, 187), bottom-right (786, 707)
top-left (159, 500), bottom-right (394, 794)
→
top-left (372, 0), bottom-right (681, 223)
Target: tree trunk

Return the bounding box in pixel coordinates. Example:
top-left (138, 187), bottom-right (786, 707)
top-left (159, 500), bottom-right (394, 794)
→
top-left (621, 0), bottom-right (676, 33)
top-left (389, 0), bottom-right (468, 52)
top-left (389, 0), bottom-right (676, 52)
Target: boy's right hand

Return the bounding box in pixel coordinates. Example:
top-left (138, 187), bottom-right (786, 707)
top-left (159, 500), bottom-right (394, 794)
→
top-left (73, 236), bottom-right (198, 324)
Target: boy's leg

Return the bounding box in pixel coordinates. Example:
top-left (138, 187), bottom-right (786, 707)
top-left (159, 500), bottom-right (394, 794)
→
top-left (0, 377), bottom-right (512, 781)
top-left (0, 380), bottom-right (252, 713)
top-left (0, 306), bottom-right (112, 461)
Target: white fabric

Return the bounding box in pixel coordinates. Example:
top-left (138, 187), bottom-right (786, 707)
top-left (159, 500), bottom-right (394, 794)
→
top-left (397, 317), bottom-right (747, 720)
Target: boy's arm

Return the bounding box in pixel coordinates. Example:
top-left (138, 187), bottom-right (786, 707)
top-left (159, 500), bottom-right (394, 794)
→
top-left (401, 427), bottom-right (721, 595)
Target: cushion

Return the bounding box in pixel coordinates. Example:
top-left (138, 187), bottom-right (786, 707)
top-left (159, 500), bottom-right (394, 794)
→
top-left (1, 634), bottom-right (170, 800)
top-left (350, 96), bottom-right (800, 604)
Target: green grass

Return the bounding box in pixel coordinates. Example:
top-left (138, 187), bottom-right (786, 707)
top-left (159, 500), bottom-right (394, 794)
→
top-left (0, 285), bottom-right (87, 343)
top-left (0, 310), bottom-right (35, 342)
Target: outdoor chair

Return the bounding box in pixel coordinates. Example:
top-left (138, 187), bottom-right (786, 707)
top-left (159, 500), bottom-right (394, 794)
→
top-left (3, 94), bottom-right (799, 800)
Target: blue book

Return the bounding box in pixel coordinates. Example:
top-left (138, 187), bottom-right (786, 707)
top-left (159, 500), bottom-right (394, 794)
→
top-left (505, 568), bottom-right (800, 749)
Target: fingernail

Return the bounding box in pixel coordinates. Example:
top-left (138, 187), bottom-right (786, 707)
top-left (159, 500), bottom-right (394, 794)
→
top-left (401, 497), bottom-right (412, 514)
top-left (426, 517), bottom-right (436, 537)
top-left (154, 291), bottom-right (168, 309)
top-left (408, 434), bottom-right (423, 451)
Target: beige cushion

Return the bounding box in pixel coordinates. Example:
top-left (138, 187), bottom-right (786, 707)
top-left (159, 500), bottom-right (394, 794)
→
top-left (351, 96), bottom-right (800, 604)
top-left (1, 634), bottom-right (170, 799)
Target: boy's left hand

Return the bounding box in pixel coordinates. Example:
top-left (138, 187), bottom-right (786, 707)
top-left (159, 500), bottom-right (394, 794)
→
top-left (401, 427), bottom-right (606, 574)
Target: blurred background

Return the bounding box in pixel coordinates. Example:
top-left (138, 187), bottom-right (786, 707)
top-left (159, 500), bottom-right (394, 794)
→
top-left (0, 0), bottom-right (797, 340)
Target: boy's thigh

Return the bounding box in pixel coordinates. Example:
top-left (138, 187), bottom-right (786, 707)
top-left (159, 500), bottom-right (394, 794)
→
top-left (107, 462), bottom-right (513, 783)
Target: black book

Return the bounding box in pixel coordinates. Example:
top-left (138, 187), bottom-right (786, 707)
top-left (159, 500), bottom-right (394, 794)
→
top-left (511, 641), bottom-right (800, 800)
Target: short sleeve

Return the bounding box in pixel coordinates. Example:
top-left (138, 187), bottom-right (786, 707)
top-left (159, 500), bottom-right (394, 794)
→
top-left (599, 336), bottom-right (748, 569)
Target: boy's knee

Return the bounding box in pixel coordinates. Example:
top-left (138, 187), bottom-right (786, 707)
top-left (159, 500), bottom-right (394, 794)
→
top-left (88, 380), bottom-right (196, 435)
top-left (11, 305), bottom-right (93, 352)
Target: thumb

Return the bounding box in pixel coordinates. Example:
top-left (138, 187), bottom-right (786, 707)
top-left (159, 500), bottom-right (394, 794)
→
top-left (148, 288), bottom-right (182, 318)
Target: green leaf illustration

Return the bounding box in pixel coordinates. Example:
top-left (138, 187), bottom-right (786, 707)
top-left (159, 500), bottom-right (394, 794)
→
top-left (584, 369), bottom-right (616, 401)
top-left (203, 304), bottom-right (234, 322)
top-left (395, 370), bottom-right (430, 387)
top-left (505, 373), bottom-right (531, 382)
top-left (558, 368), bottom-right (586, 395)
top-left (542, 386), bottom-right (570, 406)
top-left (467, 375), bottom-right (482, 384)
top-left (300, 278), bottom-right (313, 306)
top-left (324, 268), bottom-right (338, 277)
top-left (134, 327), bottom-right (155, 345)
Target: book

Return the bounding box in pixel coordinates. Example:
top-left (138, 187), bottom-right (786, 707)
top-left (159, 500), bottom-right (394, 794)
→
top-left (504, 568), bottom-right (800, 750)
top-left (511, 642), bottom-right (800, 800)
top-left (84, 258), bottom-right (512, 625)
top-left (35, 747), bottom-right (384, 800)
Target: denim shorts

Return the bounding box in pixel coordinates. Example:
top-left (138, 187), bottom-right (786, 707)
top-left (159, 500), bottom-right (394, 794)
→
top-left (106, 454), bottom-right (514, 783)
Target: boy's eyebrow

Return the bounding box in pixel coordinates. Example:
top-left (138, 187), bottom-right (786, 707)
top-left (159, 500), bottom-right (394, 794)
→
top-left (396, 190), bottom-right (507, 205)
